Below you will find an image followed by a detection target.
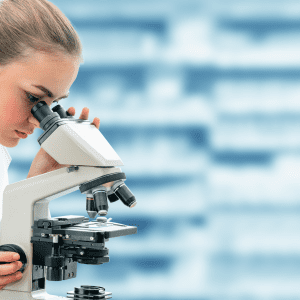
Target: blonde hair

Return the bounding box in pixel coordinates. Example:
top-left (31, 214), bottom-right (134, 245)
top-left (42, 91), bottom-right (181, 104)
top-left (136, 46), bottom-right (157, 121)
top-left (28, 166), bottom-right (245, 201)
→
top-left (0, 0), bottom-right (83, 66)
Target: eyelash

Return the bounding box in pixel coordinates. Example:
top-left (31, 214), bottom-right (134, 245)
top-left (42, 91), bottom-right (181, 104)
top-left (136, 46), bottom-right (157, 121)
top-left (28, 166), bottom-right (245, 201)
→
top-left (25, 91), bottom-right (60, 107)
top-left (26, 93), bottom-right (41, 104)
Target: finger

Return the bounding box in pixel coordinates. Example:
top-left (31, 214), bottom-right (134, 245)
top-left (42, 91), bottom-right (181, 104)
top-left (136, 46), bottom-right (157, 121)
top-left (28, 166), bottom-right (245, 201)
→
top-left (91, 117), bottom-right (100, 130)
top-left (0, 252), bottom-right (19, 263)
top-left (0, 271), bottom-right (22, 286)
top-left (67, 107), bottom-right (75, 116)
top-left (0, 261), bottom-right (22, 276)
top-left (79, 107), bottom-right (89, 120)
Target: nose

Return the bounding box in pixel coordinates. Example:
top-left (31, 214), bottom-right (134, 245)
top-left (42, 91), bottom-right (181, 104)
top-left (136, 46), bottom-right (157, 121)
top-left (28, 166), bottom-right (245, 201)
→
top-left (27, 114), bottom-right (40, 130)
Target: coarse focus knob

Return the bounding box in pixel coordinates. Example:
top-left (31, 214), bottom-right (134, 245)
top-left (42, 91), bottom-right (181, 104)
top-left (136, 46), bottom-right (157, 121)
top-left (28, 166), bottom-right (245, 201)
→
top-left (0, 244), bottom-right (27, 273)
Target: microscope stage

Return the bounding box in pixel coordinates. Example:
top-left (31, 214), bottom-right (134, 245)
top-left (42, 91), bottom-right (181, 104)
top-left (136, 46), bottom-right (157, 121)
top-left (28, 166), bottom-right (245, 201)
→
top-left (68, 221), bottom-right (137, 238)
top-left (32, 216), bottom-right (137, 245)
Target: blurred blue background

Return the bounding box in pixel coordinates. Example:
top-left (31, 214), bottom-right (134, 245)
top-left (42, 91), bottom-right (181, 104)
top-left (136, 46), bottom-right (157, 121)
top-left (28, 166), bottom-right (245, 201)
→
top-left (7, 0), bottom-right (300, 299)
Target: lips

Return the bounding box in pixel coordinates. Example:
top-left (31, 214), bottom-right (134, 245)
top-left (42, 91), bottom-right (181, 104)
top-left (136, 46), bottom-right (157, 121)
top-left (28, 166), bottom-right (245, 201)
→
top-left (16, 130), bottom-right (33, 135)
top-left (15, 130), bottom-right (28, 139)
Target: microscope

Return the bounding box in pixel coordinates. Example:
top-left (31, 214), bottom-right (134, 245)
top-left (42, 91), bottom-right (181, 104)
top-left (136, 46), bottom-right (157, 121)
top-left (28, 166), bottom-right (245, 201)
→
top-left (0, 101), bottom-right (137, 299)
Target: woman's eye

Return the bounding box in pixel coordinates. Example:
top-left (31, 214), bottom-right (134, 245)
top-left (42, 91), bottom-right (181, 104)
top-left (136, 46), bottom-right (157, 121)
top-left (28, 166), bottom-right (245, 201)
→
top-left (27, 93), bottom-right (41, 103)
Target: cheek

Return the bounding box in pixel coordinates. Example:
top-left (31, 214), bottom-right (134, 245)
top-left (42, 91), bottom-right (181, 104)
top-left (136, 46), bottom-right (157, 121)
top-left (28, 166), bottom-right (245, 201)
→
top-left (3, 107), bottom-right (22, 127)
top-left (2, 93), bottom-right (28, 125)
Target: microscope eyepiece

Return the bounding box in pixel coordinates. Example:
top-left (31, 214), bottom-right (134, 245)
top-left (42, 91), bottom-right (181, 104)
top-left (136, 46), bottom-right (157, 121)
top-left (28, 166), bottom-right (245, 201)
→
top-left (52, 103), bottom-right (73, 119)
top-left (31, 101), bottom-right (50, 120)
top-left (31, 101), bottom-right (61, 131)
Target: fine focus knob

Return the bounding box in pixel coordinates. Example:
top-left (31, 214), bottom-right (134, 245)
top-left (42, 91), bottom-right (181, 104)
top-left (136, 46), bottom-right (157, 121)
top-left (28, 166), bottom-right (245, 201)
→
top-left (0, 244), bottom-right (27, 273)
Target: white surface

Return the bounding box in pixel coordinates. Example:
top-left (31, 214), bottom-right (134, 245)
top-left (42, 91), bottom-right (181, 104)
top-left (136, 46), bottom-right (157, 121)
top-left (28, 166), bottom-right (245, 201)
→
top-left (0, 144), bottom-right (11, 223)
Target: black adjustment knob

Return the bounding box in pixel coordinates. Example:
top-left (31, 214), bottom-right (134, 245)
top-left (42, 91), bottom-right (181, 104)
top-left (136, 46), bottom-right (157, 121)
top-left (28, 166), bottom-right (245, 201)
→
top-left (45, 255), bottom-right (65, 281)
top-left (0, 244), bottom-right (27, 273)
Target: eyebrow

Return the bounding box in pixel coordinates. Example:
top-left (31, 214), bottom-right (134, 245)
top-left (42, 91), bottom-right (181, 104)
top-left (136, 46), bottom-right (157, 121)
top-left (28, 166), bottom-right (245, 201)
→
top-left (32, 85), bottom-right (70, 101)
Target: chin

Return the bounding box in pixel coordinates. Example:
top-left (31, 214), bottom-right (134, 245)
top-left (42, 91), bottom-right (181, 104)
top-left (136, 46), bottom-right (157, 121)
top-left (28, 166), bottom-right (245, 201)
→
top-left (3, 141), bottom-right (20, 148)
top-left (0, 137), bottom-right (21, 148)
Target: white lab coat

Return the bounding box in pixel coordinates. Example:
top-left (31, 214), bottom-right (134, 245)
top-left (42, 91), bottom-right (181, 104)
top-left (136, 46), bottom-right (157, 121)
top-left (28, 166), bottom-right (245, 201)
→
top-left (0, 145), bottom-right (11, 222)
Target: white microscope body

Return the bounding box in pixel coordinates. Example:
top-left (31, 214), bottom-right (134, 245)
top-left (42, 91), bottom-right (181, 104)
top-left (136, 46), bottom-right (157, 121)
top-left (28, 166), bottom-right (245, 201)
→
top-left (0, 101), bottom-right (137, 299)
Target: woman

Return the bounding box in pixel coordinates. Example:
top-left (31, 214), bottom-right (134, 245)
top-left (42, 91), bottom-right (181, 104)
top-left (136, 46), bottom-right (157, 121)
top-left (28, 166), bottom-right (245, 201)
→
top-left (0, 0), bottom-right (100, 289)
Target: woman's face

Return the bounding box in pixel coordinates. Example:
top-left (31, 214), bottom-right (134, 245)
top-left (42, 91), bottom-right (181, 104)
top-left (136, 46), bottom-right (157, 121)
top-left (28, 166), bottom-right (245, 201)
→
top-left (0, 50), bottom-right (80, 148)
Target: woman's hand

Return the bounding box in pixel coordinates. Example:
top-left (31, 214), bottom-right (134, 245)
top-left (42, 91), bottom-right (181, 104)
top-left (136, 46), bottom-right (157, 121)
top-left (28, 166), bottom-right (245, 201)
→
top-left (0, 252), bottom-right (23, 290)
top-left (27, 107), bottom-right (100, 179)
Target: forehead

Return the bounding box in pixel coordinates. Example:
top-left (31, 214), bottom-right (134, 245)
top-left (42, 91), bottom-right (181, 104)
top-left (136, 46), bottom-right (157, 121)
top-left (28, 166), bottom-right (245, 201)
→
top-left (6, 51), bottom-right (80, 96)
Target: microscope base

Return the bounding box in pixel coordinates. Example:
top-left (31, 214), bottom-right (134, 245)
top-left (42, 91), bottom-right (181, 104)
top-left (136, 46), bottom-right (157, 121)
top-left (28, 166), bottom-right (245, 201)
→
top-left (0, 289), bottom-right (67, 299)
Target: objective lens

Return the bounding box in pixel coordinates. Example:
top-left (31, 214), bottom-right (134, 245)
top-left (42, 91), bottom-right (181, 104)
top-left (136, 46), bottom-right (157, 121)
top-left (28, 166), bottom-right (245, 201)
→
top-left (93, 191), bottom-right (109, 216)
top-left (107, 193), bottom-right (119, 203)
top-left (114, 184), bottom-right (136, 208)
top-left (86, 196), bottom-right (97, 219)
